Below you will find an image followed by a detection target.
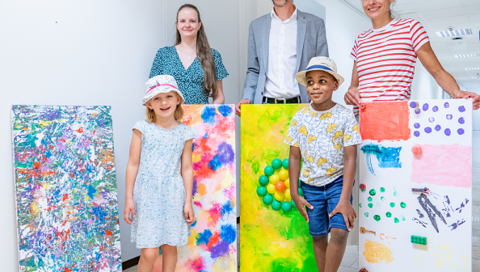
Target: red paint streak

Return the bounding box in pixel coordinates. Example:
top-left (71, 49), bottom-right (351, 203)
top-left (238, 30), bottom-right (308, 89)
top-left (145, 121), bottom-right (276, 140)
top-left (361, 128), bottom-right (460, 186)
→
top-left (186, 256), bottom-right (205, 271)
top-left (360, 101), bottom-right (410, 141)
top-left (63, 194), bottom-right (68, 201)
top-left (76, 127), bottom-right (84, 133)
top-left (208, 203), bottom-right (222, 227)
top-left (193, 201), bottom-right (203, 208)
top-left (33, 162), bottom-right (40, 169)
top-left (105, 230), bottom-right (112, 236)
top-left (65, 268), bottom-right (72, 272)
top-left (207, 231), bottom-right (220, 249)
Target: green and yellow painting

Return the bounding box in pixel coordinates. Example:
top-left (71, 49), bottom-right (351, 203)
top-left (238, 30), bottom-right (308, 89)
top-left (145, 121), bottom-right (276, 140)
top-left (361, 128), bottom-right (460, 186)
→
top-left (240, 104), bottom-right (317, 272)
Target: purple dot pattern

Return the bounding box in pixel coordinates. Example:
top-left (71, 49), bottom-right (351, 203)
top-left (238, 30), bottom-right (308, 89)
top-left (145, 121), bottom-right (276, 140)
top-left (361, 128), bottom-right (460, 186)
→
top-left (445, 128), bottom-right (451, 136)
top-left (414, 131), bottom-right (420, 137)
top-left (433, 106), bottom-right (439, 112)
top-left (435, 125), bottom-right (441, 131)
top-left (424, 127), bottom-right (432, 133)
top-left (444, 102), bottom-right (450, 108)
top-left (414, 123), bottom-right (420, 129)
top-left (423, 103), bottom-right (429, 111)
top-left (458, 128), bottom-right (465, 135)
top-left (410, 101), bottom-right (417, 108)
top-left (459, 106), bottom-right (466, 112)
top-left (415, 108), bottom-right (421, 114)
top-left (412, 102), bottom-right (467, 138)
top-left (446, 114), bottom-right (453, 120)
top-left (459, 117), bottom-right (465, 124)
top-left (428, 117), bottom-right (435, 123)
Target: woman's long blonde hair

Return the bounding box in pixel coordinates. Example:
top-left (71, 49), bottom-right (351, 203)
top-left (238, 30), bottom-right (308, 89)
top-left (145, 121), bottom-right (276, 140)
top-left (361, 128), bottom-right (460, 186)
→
top-left (176, 4), bottom-right (217, 98)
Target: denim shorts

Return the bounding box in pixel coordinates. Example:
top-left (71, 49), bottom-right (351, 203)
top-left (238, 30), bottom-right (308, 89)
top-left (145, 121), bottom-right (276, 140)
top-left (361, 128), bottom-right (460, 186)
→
top-left (301, 176), bottom-right (353, 237)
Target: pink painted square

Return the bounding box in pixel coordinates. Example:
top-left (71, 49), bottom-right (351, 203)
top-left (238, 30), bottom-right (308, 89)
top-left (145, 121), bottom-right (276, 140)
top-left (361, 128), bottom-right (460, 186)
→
top-left (411, 144), bottom-right (471, 187)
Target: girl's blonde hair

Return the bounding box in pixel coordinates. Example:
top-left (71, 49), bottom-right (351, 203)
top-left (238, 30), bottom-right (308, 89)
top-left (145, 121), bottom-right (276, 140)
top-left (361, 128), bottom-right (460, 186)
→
top-left (145, 94), bottom-right (184, 123)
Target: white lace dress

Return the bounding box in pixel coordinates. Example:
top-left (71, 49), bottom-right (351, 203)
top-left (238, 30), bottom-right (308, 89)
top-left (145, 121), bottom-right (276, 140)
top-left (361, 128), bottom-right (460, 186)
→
top-left (130, 120), bottom-right (195, 248)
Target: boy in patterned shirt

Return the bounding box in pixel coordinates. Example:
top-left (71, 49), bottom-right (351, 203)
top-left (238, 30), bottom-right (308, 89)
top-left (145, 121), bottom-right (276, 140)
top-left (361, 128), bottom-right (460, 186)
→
top-left (285, 57), bottom-right (362, 272)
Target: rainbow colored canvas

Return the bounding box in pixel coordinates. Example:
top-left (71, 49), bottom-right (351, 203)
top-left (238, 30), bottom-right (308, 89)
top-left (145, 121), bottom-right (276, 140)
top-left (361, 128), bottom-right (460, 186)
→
top-left (11, 105), bottom-right (121, 272)
top-left (177, 105), bottom-right (237, 272)
top-left (240, 104), bottom-right (317, 272)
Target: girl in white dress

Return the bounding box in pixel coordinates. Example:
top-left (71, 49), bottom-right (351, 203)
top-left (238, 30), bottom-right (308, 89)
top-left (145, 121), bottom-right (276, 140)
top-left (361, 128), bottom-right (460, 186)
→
top-left (124, 75), bottom-right (195, 272)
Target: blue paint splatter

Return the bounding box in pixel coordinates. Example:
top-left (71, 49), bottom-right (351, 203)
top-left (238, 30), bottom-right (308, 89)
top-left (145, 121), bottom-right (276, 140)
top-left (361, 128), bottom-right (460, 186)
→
top-left (201, 106), bottom-right (217, 124)
top-left (414, 123), bottom-right (420, 129)
top-left (458, 128), bottom-right (465, 135)
top-left (409, 101), bottom-right (417, 108)
top-left (415, 108), bottom-right (421, 114)
top-left (210, 241), bottom-right (229, 258)
top-left (433, 106), bottom-right (439, 112)
top-left (445, 102), bottom-right (450, 108)
top-left (428, 117), bottom-right (435, 123)
top-left (220, 224), bottom-right (236, 244)
top-left (459, 117), bottom-right (465, 124)
top-left (208, 155), bottom-right (222, 171)
top-left (414, 131), bottom-right (420, 137)
top-left (221, 201), bottom-right (233, 217)
top-left (361, 144), bottom-right (402, 175)
top-left (446, 114), bottom-right (453, 120)
top-left (435, 125), bottom-right (441, 131)
top-left (218, 105), bottom-right (233, 117)
top-left (423, 103), bottom-right (429, 111)
top-left (217, 142), bottom-right (234, 164)
top-left (445, 128), bottom-right (451, 136)
top-left (459, 106), bottom-right (466, 112)
top-left (425, 127), bottom-right (432, 133)
top-left (196, 229), bottom-right (212, 246)
top-left (87, 185), bottom-right (96, 199)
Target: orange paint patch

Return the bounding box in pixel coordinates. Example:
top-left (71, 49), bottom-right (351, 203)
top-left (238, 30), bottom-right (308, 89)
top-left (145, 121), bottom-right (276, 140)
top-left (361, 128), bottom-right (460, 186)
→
top-left (197, 183), bottom-right (207, 196)
top-left (360, 101), bottom-right (410, 141)
top-left (105, 230), bottom-right (112, 236)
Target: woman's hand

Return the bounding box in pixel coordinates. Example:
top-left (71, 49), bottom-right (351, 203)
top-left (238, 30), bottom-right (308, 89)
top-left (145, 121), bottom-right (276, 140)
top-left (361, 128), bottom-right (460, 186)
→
top-left (329, 200), bottom-right (357, 231)
top-left (291, 195), bottom-right (313, 222)
top-left (455, 90), bottom-right (480, 110)
top-left (344, 86), bottom-right (360, 106)
top-left (184, 202), bottom-right (195, 225)
top-left (235, 98), bottom-right (251, 116)
top-left (124, 200), bottom-right (136, 224)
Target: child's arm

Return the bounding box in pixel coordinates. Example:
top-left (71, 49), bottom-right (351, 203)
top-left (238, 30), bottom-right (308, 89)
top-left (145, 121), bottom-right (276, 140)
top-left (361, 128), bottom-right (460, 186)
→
top-left (181, 139), bottom-right (195, 225)
top-left (289, 146), bottom-right (313, 222)
top-left (124, 129), bottom-right (142, 224)
top-left (329, 145), bottom-right (358, 230)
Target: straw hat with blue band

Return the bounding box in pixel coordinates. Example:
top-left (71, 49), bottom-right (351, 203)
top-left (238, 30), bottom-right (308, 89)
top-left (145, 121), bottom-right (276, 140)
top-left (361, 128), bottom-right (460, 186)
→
top-left (142, 75), bottom-right (185, 105)
top-left (295, 56), bottom-right (345, 87)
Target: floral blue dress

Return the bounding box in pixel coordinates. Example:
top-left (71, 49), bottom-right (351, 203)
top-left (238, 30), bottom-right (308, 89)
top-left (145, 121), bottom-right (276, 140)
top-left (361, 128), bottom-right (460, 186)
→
top-left (130, 120), bottom-right (195, 249)
top-left (149, 46), bottom-right (229, 104)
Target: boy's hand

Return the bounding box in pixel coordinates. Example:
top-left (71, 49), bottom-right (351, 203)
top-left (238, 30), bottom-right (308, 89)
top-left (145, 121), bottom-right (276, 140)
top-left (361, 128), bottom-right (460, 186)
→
top-left (292, 195), bottom-right (313, 222)
top-left (329, 200), bottom-right (357, 231)
top-left (124, 200), bottom-right (136, 225)
top-left (184, 202), bottom-right (196, 225)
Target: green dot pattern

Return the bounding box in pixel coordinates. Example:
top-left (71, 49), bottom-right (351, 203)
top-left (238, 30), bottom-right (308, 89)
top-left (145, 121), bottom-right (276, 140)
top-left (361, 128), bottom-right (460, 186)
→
top-left (368, 203), bottom-right (373, 208)
top-left (401, 202), bottom-right (407, 208)
top-left (374, 215), bottom-right (381, 221)
top-left (369, 189), bottom-right (376, 196)
top-left (386, 212), bottom-right (392, 218)
top-left (390, 202), bottom-right (395, 208)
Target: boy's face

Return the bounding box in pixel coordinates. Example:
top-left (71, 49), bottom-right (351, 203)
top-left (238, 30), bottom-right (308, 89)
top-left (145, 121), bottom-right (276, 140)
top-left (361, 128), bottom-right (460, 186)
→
top-left (306, 70), bottom-right (338, 105)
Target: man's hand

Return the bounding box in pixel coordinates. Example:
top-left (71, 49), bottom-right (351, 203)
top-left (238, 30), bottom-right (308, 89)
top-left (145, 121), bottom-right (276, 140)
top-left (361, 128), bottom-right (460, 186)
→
top-left (455, 90), bottom-right (480, 110)
top-left (344, 86), bottom-right (360, 106)
top-left (235, 99), bottom-right (251, 116)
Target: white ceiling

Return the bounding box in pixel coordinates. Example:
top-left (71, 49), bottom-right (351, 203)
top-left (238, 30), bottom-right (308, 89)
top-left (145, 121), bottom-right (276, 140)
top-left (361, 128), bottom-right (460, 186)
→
top-left (342, 0), bottom-right (480, 93)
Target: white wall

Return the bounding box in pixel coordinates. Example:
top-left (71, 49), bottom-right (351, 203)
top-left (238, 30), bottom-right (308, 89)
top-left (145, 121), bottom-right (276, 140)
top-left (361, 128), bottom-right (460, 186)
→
top-left (0, 0), bottom-right (243, 267)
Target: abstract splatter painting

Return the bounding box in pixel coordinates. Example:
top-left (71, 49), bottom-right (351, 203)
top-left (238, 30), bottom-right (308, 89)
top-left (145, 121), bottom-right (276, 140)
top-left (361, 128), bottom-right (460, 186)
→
top-left (11, 105), bottom-right (121, 272)
top-left (240, 104), bottom-right (317, 272)
top-left (177, 105), bottom-right (236, 272)
top-left (358, 100), bottom-right (472, 271)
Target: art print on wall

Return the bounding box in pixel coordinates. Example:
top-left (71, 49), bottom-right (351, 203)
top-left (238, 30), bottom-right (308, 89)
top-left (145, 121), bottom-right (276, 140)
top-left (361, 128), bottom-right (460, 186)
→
top-left (240, 104), bottom-right (318, 272)
top-left (358, 100), bottom-right (472, 271)
top-left (176, 105), bottom-right (237, 272)
top-left (11, 105), bottom-right (121, 272)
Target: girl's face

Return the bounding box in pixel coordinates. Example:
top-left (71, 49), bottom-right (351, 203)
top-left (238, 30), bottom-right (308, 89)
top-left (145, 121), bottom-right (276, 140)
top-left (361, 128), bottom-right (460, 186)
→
top-left (146, 91), bottom-right (181, 120)
top-left (176, 8), bottom-right (201, 39)
top-left (306, 70), bottom-right (338, 106)
top-left (362, 0), bottom-right (394, 20)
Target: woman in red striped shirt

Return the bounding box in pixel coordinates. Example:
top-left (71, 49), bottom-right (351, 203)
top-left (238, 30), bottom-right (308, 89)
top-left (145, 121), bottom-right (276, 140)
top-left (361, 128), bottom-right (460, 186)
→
top-left (344, 0), bottom-right (480, 113)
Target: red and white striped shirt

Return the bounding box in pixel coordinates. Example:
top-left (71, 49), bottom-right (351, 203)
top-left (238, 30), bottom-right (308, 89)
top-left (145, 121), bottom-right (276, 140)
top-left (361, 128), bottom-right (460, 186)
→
top-left (350, 18), bottom-right (429, 115)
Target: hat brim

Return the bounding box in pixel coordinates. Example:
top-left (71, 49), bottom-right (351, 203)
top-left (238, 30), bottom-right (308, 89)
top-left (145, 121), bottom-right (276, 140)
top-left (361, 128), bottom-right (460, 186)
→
top-left (142, 89), bottom-right (185, 105)
top-left (296, 69), bottom-right (345, 87)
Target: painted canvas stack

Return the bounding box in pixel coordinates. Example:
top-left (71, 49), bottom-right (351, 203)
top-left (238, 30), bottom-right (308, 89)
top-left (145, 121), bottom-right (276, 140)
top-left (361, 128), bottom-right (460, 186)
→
top-left (358, 100), bottom-right (472, 271)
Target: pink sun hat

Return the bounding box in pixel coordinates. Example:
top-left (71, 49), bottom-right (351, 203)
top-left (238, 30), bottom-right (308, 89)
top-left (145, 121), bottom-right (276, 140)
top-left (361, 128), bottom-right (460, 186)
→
top-left (142, 75), bottom-right (185, 105)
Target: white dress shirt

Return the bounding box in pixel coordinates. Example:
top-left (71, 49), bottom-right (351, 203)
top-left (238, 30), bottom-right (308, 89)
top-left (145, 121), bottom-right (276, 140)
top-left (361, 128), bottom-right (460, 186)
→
top-left (264, 7), bottom-right (299, 99)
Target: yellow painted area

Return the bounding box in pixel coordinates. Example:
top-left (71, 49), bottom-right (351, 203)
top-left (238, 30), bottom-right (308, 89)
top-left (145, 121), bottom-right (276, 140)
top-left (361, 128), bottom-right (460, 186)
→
top-left (307, 135), bottom-right (316, 143)
top-left (303, 169), bottom-right (310, 177)
top-left (363, 239), bottom-right (394, 264)
top-left (291, 119), bottom-right (298, 127)
top-left (309, 111), bottom-right (318, 117)
top-left (294, 142), bottom-right (299, 147)
top-left (317, 157), bottom-right (327, 166)
top-left (298, 126), bottom-right (308, 135)
top-left (353, 124), bottom-right (360, 133)
top-left (192, 153), bottom-right (202, 163)
top-left (326, 168), bottom-right (337, 176)
top-left (306, 156), bottom-right (314, 163)
top-left (332, 131), bottom-right (343, 144)
top-left (334, 144), bottom-right (342, 151)
top-left (213, 256), bottom-right (236, 272)
top-left (285, 136), bottom-right (292, 143)
top-left (343, 134), bottom-right (351, 143)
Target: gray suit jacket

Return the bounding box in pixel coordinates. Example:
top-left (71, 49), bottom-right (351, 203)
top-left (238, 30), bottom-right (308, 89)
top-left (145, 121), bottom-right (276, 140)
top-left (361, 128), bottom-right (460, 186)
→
top-left (242, 10), bottom-right (329, 103)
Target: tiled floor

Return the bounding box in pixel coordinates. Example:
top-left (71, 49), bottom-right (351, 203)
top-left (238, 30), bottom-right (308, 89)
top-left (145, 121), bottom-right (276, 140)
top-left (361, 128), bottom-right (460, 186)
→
top-left (124, 132), bottom-right (480, 271)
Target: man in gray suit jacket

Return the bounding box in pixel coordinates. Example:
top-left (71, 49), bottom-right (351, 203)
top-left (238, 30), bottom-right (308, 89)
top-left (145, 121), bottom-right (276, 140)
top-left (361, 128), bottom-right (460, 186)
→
top-left (235, 0), bottom-right (328, 116)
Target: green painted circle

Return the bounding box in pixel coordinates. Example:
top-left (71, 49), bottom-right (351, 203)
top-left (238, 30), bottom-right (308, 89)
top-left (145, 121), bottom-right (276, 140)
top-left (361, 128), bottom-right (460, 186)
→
top-left (364, 212), bottom-right (369, 217)
top-left (257, 186), bottom-right (267, 196)
top-left (368, 203), bottom-right (373, 208)
top-left (271, 200), bottom-right (281, 211)
top-left (394, 217), bottom-right (400, 223)
top-left (400, 202), bottom-right (407, 208)
top-left (259, 175), bottom-right (269, 186)
top-left (368, 197), bottom-right (373, 202)
top-left (272, 158), bottom-right (282, 169)
top-left (390, 202), bottom-right (395, 208)
top-left (264, 166), bottom-right (274, 176)
top-left (374, 215), bottom-right (381, 221)
top-left (380, 187), bottom-right (385, 193)
top-left (386, 212), bottom-right (392, 218)
top-left (369, 189), bottom-right (376, 196)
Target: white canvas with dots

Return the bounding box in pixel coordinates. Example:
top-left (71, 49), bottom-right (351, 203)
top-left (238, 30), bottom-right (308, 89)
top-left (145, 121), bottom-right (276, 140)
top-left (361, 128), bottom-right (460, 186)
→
top-left (358, 100), bottom-right (472, 271)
